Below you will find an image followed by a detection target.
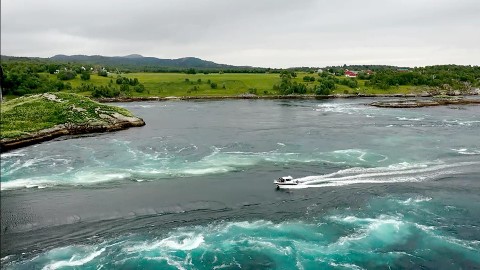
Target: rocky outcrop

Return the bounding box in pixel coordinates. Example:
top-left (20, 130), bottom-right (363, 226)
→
top-left (1, 114), bottom-right (145, 152)
top-left (1, 93), bottom-right (146, 152)
top-left (370, 98), bottom-right (480, 108)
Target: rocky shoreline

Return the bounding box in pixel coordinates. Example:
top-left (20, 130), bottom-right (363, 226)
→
top-left (0, 114), bottom-right (145, 152)
top-left (95, 92), bottom-right (479, 103)
top-left (0, 93), bottom-right (146, 153)
top-left (370, 97), bottom-right (480, 108)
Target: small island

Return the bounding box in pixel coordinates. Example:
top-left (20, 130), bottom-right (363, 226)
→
top-left (0, 92), bottom-right (145, 152)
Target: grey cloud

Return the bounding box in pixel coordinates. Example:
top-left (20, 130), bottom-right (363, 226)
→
top-left (1, 0), bottom-right (479, 67)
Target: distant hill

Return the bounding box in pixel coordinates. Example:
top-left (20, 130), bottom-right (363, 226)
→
top-left (49, 54), bottom-right (249, 70)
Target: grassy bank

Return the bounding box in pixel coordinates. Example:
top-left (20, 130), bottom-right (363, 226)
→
top-left (41, 72), bottom-right (427, 98)
top-left (1, 93), bottom-right (137, 139)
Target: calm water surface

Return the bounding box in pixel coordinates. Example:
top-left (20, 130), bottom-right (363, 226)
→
top-left (1, 99), bottom-right (480, 269)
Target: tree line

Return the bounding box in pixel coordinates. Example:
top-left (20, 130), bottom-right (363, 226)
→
top-left (367, 65), bottom-right (480, 90)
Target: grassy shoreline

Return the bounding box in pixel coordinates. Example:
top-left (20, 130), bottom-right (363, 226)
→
top-left (93, 92), bottom-right (479, 103)
top-left (0, 93), bottom-right (145, 152)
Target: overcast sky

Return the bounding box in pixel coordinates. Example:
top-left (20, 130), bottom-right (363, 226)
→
top-left (2, 0), bottom-right (479, 68)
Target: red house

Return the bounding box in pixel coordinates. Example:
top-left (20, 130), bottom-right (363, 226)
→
top-left (345, 69), bottom-right (357, 78)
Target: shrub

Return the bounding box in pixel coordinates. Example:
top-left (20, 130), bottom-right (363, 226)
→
top-left (134, 84), bottom-right (146, 93)
top-left (57, 70), bottom-right (77, 80)
top-left (97, 70), bottom-right (108, 77)
top-left (80, 71), bottom-right (90, 81)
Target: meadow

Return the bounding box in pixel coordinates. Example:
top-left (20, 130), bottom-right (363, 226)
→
top-left (43, 72), bottom-right (424, 97)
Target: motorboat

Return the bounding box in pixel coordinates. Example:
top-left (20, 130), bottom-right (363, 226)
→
top-left (274, 176), bottom-right (298, 189)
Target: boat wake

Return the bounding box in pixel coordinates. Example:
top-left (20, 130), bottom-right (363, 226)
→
top-left (0, 145), bottom-right (390, 190)
top-left (279, 161), bottom-right (480, 189)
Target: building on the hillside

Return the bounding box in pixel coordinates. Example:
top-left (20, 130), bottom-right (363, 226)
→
top-left (345, 69), bottom-right (358, 78)
top-left (317, 69), bottom-right (323, 73)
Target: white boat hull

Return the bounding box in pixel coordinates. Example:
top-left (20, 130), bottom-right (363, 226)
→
top-left (273, 180), bottom-right (298, 185)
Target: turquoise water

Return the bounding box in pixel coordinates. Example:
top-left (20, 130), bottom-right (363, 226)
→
top-left (1, 99), bottom-right (480, 269)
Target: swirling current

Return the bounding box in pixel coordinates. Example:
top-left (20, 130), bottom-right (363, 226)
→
top-left (1, 99), bottom-right (480, 269)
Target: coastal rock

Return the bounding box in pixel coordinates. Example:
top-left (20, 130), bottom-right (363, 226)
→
top-left (1, 93), bottom-right (145, 152)
top-left (370, 97), bottom-right (480, 108)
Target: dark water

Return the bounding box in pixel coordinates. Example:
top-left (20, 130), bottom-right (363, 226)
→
top-left (1, 99), bottom-right (480, 269)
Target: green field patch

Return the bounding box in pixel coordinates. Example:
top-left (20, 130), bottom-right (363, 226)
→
top-left (36, 72), bottom-right (429, 97)
top-left (1, 93), bottom-right (135, 139)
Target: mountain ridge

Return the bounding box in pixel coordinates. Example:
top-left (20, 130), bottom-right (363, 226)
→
top-left (48, 54), bottom-right (251, 69)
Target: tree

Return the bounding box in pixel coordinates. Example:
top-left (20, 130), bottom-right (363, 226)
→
top-left (57, 70), bottom-right (77, 80)
top-left (97, 69), bottom-right (108, 77)
top-left (80, 71), bottom-right (91, 81)
top-left (47, 64), bottom-right (59, 74)
top-left (134, 84), bottom-right (146, 93)
top-left (185, 68), bottom-right (196, 74)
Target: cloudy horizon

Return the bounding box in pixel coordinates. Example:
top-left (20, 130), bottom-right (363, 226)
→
top-left (2, 0), bottom-right (479, 68)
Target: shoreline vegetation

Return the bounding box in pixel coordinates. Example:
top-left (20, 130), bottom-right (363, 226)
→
top-left (2, 56), bottom-right (479, 100)
top-left (1, 56), bottom-right (479, 150)
top-left (93, 92), bottom-right (480, 103)
top-left (0, 93), bottom-right (145, 152)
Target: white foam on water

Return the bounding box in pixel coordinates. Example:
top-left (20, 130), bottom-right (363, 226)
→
top-left (159, 234), bottom-right (205, 251)
top-left (126, 232), bottom-right (204, 254)
top-left (213, 263), bottom-right (236, 269)
top-left (443, 119), bottom-right (480, 126)
top-left (0, 151), bottom-right (25, 158)
top-left (452, 148), bottom-right (480, 155)
top-left (316, 103), bottom-right (377, 116)
top-left (400, 196), bottom-right (432, 205)
top-left (329, 262), bottom-right (365, 270)
top-left (1, 172), bottom-right (131, 191)
top-left (1, 178), bottom-right (56, 191)
top-left (72, 171), bottom-right (131, 184)
top-left (225, 220), bottom-right (274, 230)
top-left (331, 149), bottom-right (388, 163)
top-left (397, 117), bottom-right (425, 121)
top-left (328, 215), bottom-right (412, 250)
top-left (280, 161), bottom-right (479, 189)
top-left (42, 247), bottom-right (105, 270)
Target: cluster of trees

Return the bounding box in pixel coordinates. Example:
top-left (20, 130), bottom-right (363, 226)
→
top-left (57, 70), bottom-right (77, 80)
top-left (1, 62), bottom-right (73, 95)
top-left (113, 76), bottom-right (146, 94)
top-left (338, 78), bottom-right (359, 88)
top-left (273, 71), bottom-right (308, 95)
top-left (316, 77), bottom-right (336, 95)
top-left (85, 82), bottom-right (146, 98)
top-left (184, 77), bottom-right (225, 90)
top-left (271, 72), bottom-right (362, 95)
top-left (116, 76), bottom-right (139, 86)
top-left (0, 58), bottom-right (149, 97)
top-left (302, 76), bottom-right (316, 82)
top-left (367, 65), bottom-right (480, 90)
top-left (324, 65), bottom-right (405, 74)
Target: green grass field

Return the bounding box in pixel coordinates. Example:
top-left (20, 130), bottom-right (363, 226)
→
top-left (42, 72), bottom-right (425, 97)
top-left (1, 92), bottom-right (134, 139)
